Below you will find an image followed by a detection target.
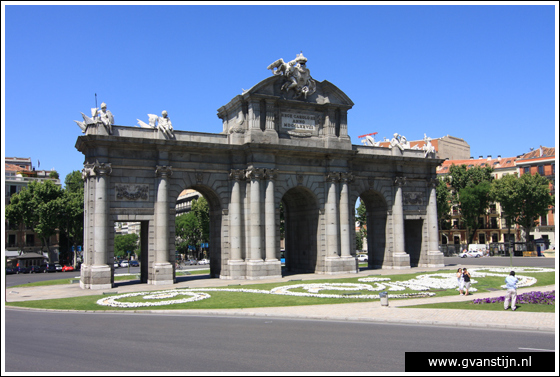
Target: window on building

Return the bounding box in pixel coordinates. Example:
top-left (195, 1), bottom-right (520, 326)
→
top-left (538, 165), bottom-right (544, 175)
top-left (478, 233), bottom-right (486, 244)
top-left (491, 217), bottom-right (498, 229)
top-left (523, 167), bottom-right (530, 174)
top-left (26, 234), bottom-right (34, 246)
top-left (540, 214), bottom-right (548, 226)
top-left (8, 234), bottom-right (16, 247)
top-left (453, 236), bottom-right (460, 244)
top-left (492, 233), bottom-right (498, 243)
top-left (441, 235), bottom-right (448, 244)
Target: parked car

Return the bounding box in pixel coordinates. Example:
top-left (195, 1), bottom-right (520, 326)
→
top-left (119, 260), bottom-right (129, 268)
top-left (54, 263), bottom-right (63, 271)
top-left (6, 267), bottom-right (16, 275)
top-left (458, 250), bottom-right (483, 258)
top-left (129, 260), bottom-right (139, 267)
top-left (188, 259), bottom-right (198, 265)
top-left (15, 266), bottom-right (30, 274)
top-left (114, 261), bottom-right (120, 268)
top-left (40, 263), bottom-right (57, 273)
top-left (197, 259), bottom-right (209, 265)
top-left (29, 265), bottom-right (44, 273)
top-left (62, 265), bottom-right (74, 272)
top-left (357, 254), bottom-right (368, 262)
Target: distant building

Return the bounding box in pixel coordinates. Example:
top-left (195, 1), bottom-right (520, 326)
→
top-left (436, 147), bottom-right (555, 250)
top-left (176, 189), bottom-right (201, 216)
top-left (437, 155), bottom-right (518, 246)
top-left (516, 146), bottom-right (555, 246)
top-left (5, 157), bottom-right (61, 263)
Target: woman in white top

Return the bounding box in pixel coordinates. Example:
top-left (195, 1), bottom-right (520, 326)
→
top-left (456, 268), bottom-right (464, 295)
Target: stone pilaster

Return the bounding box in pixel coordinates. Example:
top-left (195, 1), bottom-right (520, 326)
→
top-left (245, 167), bottom-right (266, 279)
top-left (325, 172), bottom-right (340, 259)
top-left (392, 176), bottom-right (410, 269)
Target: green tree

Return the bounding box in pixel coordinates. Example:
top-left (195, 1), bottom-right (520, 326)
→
top-left (515, 173), bottom-right (555, 245)
top-left (58, 171), bottom-right (85, 266)
top-left (5, 180), bottom-right (64, 261)
top-left (114, 233), bottom-right (139, 259)
top-left (445, 164), bottom-right (494, 245)
top-left (175, 196), bottom-right (210, 259)
top-left (355, 199), bottom-right (367, 250)
top-left (490, 173), bottom-right (520, 245)
top-left (435, 178), bottom-right (452, 230)
top-left (458, 181), bottom-right (492, 245)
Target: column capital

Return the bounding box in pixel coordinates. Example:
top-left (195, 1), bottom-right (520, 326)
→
top-left (264, 168), bottom-right (278, 180)
top-left (427, 177), bottom-right (439, 188)
top-left (340, 172), bottom-right (354, 183)
top-left (155, 165), bottom-right (173, 178)
top-left (394, 176), bottom-right (407, 187)
top-left (229, 168), bottom-right (246, 181)
top-left (93, 161), bottom-right (112, 176)
top-left (82, 162), bottom-right (96, 179)
top-left (246, 167), bottom-right (265, 180)
top-left (325, 171), bottom-right (341, 182)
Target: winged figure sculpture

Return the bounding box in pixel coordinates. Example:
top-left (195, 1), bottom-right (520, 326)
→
top-left (137, 114), bottom-right (159, 129)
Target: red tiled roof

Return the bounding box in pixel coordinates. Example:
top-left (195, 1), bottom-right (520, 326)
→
top-left (517, 146), bottom-right (555, 162)
top-left (437, 156), bottom-right (517, 174)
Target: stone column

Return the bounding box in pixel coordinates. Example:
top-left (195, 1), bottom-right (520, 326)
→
top-left (152, 165), bottom-right (174, 285)
top-left (426, 178), bottom-right (444, 267)
top-left (93, 162), bottom-right (112, 267)
top-left (392, 176), bottom-right (410, 269)
top-left (325, 172), bottom-right (340, 258)
top-left (339, 172), bottom-right (353, 258)
top-left (247, 167), bottom-right (264, 261)
top-left (80, 162), bottom-right (112, 290)
top-left (229, 169), bottom-right (245, 262)
top-left (264, 169), bottom-right (278, 261)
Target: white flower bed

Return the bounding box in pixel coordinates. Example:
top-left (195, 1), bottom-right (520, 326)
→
top-left (96, 267), bottom-right (552, 308)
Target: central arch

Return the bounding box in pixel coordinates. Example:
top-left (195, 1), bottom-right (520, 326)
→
top-left (359, 189), bottom-right (389, 269)
top-left (282, 187), bottom-right (319, 273)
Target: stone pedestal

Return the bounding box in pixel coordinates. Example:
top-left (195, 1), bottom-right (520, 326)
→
top-left (80, 264), bottom-right (112, 290)
top-left (392, 252), bottom-right (411, 269)
top-left (149, 263), bottom-right (174, 285)
top-left (427, 250), bottom-right (444, 268)
top-left (223, 259), bottom-right (247, 280)
top-left (324, 256), bottom-right (358, 274)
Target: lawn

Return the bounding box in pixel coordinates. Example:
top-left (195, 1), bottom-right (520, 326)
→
top-left (5, 267), bottom-right (555, 312)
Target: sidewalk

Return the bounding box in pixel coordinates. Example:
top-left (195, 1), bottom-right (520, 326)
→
top-left (5, 265), bottom-right (556, 332)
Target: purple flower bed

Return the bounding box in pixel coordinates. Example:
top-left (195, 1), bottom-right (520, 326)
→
top-left (473, 290), bottom-right (555, 305)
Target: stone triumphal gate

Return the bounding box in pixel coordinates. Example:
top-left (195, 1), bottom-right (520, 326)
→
top-left (76, 54), bottom-right (444, 289)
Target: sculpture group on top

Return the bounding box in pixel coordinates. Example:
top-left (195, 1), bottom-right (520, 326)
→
top-left (359, 131), bottom-right (436, 158)
top-left (267, 52), bottom-right (316, 100)
top-left (74, 102), bottom-right (114, 135)
top-left (74, 102), bottom-right (174, 138)
top-left (137, 110), bottom-right (174, 138)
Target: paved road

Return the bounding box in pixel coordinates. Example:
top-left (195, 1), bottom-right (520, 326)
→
top-left (4, 309), bottom-right (555, 373)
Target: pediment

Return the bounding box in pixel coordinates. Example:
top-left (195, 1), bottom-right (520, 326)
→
top-left (242, 75), bottom-right (354, 108)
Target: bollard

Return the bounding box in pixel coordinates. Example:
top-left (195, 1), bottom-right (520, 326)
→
top-left (379, 291), bottom-right (389, 307)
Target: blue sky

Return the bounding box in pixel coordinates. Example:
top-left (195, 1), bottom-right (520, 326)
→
top-left (3, 3), bottom-right (557, 185)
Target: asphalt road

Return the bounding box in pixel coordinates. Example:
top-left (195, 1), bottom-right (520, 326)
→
top-left (4, 309), bottom-right (555, 373)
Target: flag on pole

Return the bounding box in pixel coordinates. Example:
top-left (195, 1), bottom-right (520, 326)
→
top-left (38, 160), bottom-right (40, 168)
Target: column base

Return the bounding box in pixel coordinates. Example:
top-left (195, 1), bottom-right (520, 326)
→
top-left (80, 264), bottom-right (113, 290)
top-left (427, 250), bottom-right (445, 268)
top-left (392, 252), bottom-right (411, 269)
top-left (148, 262), bottom-right (174, 286)
top-left (324, 256), bottom-right (359, 274)
top-left (246, 260), bottom-right (268, 280)
top-left (223, 259), bottom-right (247, 280)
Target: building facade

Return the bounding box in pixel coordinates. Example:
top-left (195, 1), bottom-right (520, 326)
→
top-left (5, 157), bottom-right (61, 263)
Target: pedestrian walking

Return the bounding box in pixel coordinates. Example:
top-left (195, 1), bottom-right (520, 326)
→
top-left (456, 268), bottom-right (464, 295)
top-left (504, 271), bottom-right (519, 311)
top-left (462, 268), bottom-right (471, 295)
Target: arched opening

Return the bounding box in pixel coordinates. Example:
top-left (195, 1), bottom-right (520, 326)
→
top-left (281, 187), bottom-right (319, 274)
top-left (174, 185), bottom-right (222, 278)
top-left (356, 190), bottom-right (388, 269)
